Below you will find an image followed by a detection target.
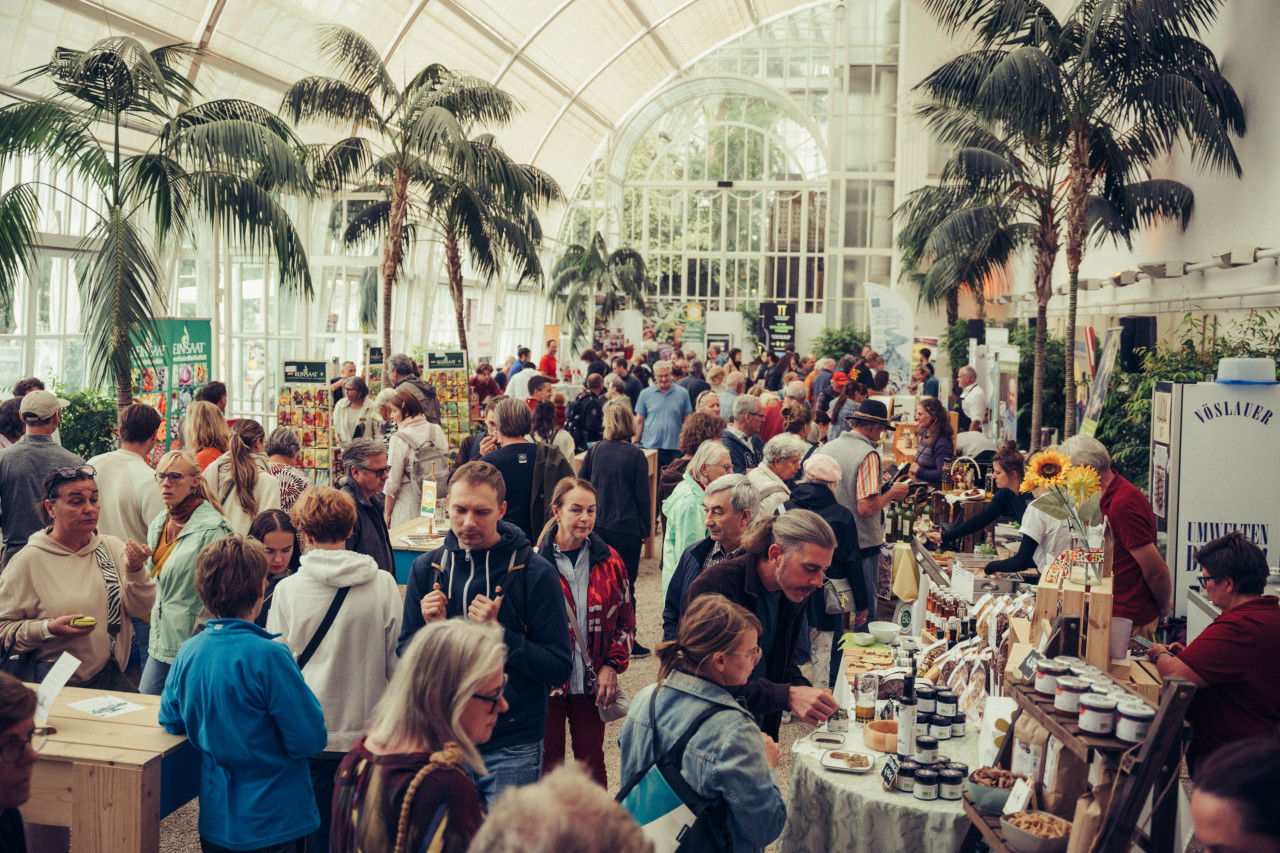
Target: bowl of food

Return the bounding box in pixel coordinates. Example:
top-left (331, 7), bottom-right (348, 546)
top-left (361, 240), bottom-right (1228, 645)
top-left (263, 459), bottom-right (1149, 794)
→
top-left (862, 719), bottom-right (898, 753)
top-left (1000, 811), bottom-right (1071, 853)
top-left (849, 632), bottom-right (876, 647)
top-left (868, 621), bottom-right (899, 645)
top-left (967, 767), bottom-right (1025, 814)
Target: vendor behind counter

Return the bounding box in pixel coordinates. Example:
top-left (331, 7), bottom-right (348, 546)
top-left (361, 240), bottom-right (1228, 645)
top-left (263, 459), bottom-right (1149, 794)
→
top-left (1146, 532), bottom-right (1280, 773)
top-left (931, 442), bottom-right (1031, 552)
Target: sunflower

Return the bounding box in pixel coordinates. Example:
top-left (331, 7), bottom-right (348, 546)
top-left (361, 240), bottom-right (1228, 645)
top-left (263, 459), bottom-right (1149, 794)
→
top-left (1063, 464), bottom-right (1102, 505)
top-left (1026, 449), bottom-right (1071, 490)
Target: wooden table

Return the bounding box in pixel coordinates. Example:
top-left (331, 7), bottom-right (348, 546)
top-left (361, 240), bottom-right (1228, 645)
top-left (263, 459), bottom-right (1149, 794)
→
top-left (24, 684), bottom-right (199, 852)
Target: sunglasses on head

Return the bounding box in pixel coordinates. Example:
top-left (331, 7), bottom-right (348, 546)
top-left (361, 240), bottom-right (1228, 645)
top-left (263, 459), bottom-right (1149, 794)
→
top-left (45, 465), bottom-right (96, 500)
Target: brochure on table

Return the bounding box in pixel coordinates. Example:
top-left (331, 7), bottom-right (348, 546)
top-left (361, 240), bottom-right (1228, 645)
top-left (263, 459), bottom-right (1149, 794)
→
top-left (278, 360), bottom-right (333, 484)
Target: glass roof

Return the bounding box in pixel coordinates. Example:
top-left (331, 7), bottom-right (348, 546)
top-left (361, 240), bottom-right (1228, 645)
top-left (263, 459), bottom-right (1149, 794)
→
top-left (4, 0), bottom-right (826, 212)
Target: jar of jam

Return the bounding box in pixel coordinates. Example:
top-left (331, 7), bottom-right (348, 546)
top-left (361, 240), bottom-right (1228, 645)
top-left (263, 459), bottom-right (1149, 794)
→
top-left (913, 768), bottom-right (940, 801)
top-left (1053, 676), bottom-right (1089, 715)
top-left (916, 685), bottom-right (937, 715)
top-left (1116, 702), bottom-right (1156, 743)
top-left (936, 690), bottom-right (958, 717)
top-left (914, 734), bottom-right (939, 764)
top-left (1034, 659), bottom-right (1070, 696)
top-left (939, 768), bottom-right (964, 800)
top-left (946, 762), bottom-right (969, 778)
top-left (930, 714), bottom-right (951, 741)
top-left (1078, 693), bottom-right (1118, 735)
top-left (951, 713), bottom-right (966, 738)
top-left (897, 759), bottom-right (921, 793)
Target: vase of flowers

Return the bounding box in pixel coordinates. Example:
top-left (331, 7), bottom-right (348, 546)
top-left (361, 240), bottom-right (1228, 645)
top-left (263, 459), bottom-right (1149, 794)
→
top-left (1020, 450), bottom-right (1105, 584)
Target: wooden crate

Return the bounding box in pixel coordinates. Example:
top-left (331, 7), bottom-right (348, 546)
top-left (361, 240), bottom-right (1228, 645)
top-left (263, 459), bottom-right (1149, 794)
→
top-left (1108, 658), bottom-right (1162, 707)
top-left (1033, 574), bottom-right (1113, 669)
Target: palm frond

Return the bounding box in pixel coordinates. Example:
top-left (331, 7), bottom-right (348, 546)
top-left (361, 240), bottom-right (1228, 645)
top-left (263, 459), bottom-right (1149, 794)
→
top-left (314, 24), bottom-right (397, 103)
top-left (403, 105), bottom-right (466, 161)
top-left (0, 100), bottom-right (111, 187)
top-left (411, 73), bottom-right (518, 129)
top-left (166, 118), bottom-right (311, 192)
top-left (122, 154), bottom-right (191, 243)
top-left (191, 172), bottom-right (312, 295)
top-left (358, 265), bottom-right (378, 332)
top-left (340, 198), bottom-right (392, 250)
top-left (77, 211), bottom-right (166, 389)
top-left (1129, 73), bottom-right (1241, 174)
top-left (308, 137), bottom-right (372, 191)
top-left (0, 184), bottom-right (41, 297)
top-left (280, 76), bottom-right (381, 130)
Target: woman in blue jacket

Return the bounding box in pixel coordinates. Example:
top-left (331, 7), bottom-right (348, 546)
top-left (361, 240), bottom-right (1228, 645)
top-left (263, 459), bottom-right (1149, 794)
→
top-left (619, 594), bottom-right (786, 852)
top-left (160, 536), bottom-right (327, 853)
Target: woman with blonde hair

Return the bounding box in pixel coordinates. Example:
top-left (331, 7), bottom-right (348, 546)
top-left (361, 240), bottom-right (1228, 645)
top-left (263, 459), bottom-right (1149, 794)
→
top-left (384, 390), bottom-right (449, 527)
top-left (138, 450), bottom-right (233, 695)
top-left (619, 594), bottom-right (785, 851)
top-left (182, 401), bottom-right (230, 472)
top-left (331, 620), bottom-right (506, 853)
top-left (203, 419), bottom-right (281, 535)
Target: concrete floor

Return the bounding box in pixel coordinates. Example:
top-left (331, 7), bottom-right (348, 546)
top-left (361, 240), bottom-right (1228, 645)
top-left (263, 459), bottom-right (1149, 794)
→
top-left (155, 546), bottom-right (812, 851)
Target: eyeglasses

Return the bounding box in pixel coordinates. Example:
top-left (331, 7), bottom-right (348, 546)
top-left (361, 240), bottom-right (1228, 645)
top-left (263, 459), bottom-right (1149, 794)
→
top-left (358, 465), bottom-right (392, 477)
top-left (155, 471), bottom-right (192, 483)
top-left (46, 465), bottom-right (96, 499)
top-left (726, 646), bottom-right (762, 662)
top-left (0, 727), bottom-right (49, 761)
top-left (471, 674), bottom-right (508, 711)
top-left (1194, 574), bottom-right (1224, 591)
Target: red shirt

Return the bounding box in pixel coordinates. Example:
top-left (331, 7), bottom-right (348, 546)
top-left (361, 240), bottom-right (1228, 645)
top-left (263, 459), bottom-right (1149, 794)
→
top-left (1178, 596), bottom-right (1280, 768)
top-left (1100, 474), bottom-right (1160, 625)
top-left (538, 353), bottom-right (557, 378)
top-left (469, 374), bottom-right (501, 403)
top-left (759, 399), bottom-right (784, 442)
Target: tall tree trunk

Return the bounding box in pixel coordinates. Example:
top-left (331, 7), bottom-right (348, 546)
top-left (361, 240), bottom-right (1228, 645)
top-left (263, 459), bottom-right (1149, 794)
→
top-left (945, 289), bottom-right (959, 326)
top-left (381, 166), bottom-right (410, 358)
top-left (444, 227), bottom-right (469, 355)
top-left (116, 363), bottom-right (132, 410)
top-left (1062, 134), bottom-right (1091, 439)
top-left (1030, 300), bottom-right (1047, 450)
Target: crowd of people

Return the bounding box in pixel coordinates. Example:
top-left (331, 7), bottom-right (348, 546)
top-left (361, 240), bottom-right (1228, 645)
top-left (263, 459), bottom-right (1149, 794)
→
top-left (0, 333), bottom-right (1273, 853)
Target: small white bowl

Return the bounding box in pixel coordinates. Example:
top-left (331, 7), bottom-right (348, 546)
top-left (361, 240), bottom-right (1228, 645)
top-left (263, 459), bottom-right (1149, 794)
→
top-left (868, 621), bottom-right (899, 645)
top-left (850, 633), bottom-right (876, 647)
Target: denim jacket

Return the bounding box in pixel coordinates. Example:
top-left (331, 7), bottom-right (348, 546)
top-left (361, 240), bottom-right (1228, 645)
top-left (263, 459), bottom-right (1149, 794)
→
top-left (618, 671), bottom-right (786, 852)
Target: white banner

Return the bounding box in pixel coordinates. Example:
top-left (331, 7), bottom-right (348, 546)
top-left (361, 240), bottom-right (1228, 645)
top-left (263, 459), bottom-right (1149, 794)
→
top-left (866, 285), bottom-right (915, 394)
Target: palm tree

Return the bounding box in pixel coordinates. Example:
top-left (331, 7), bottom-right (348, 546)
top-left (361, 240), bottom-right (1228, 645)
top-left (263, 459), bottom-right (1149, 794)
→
top-left (283, 26), bottom-right (561, 356)
top-left (548, 232), bottom-right (649, 350)
top-left (918, 0), bottom-right (1244, 437)
top-left (0, 37), bottom-right (313, 407)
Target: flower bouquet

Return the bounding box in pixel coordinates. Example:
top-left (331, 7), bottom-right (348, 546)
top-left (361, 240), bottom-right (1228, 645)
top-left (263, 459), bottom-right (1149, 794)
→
top-left (1020, 450), bottom-right (1106, 584)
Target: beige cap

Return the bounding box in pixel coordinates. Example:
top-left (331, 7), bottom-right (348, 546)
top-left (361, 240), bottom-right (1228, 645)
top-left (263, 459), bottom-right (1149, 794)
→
top-left (19, 389), bottom-right (70, 421)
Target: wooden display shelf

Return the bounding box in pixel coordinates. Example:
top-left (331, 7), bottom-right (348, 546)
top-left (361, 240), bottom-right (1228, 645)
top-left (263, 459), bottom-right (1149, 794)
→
top-left (960, 794), bottom-right (1013, 853)
top-left (1008, 681), bottom-right (1137, 762)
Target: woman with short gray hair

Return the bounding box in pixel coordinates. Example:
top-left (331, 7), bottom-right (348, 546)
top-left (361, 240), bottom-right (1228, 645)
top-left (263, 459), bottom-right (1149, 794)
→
top-left (331, 620), bottom-right (505, 853)
top-left (661, 440), bottom-right (733, 594)
top-left (264, 426), bottom-right (310, 511)
top-left (748, 433), bottom-right (809, 516)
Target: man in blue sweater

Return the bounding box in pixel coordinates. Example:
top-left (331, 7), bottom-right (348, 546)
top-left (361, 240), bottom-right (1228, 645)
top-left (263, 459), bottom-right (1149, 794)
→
top-left (160, 537), bottom-right (327, 853)
top-left (399, 461), bottom-right (571, 804)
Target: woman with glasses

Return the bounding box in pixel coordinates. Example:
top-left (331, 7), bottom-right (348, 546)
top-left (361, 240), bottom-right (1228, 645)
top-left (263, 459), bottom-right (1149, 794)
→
top-left (536, 477), bottom-right (634, 787)
top-left (331, 620), bottom-right (506, 853)
top-left (267, 486), bottom-right (402, 853)
top-left (661, 440), bottom-right (733, 595)
top-left (0, 674), bottom-right (38, 853)
top-left (139, 451), bottom-right (234, 695)
top-left (619, 594), bottom-right (785, 851)
top-left (0, 466), bottom-right (154, 690)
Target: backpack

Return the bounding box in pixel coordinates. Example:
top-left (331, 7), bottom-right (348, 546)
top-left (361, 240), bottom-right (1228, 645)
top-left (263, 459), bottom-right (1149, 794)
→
top-left (617, 686), bottom-right (733, 853)
top-left (404, 428), bottom-right (447, 490)
top-left (565, 391), bottom-right (600, 452)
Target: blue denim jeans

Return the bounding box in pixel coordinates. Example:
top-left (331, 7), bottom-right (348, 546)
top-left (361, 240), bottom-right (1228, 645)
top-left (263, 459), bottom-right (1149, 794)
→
top-left (475, 741), bottom-right (543, 806)
top-left (307, 754), bottom-right (343, 853)
top-left (129, 616), bottom-right (150, 671)
top-left (139, 656), bottom-right (171, 695)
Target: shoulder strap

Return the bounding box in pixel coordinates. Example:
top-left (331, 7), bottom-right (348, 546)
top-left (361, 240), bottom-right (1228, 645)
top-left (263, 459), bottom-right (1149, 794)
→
top-left (563, 593), bottom-right (600, 685)
top-left (296, 586), bottom-right (351, 669)
top-left (646, 683), bottom-right (733, 767)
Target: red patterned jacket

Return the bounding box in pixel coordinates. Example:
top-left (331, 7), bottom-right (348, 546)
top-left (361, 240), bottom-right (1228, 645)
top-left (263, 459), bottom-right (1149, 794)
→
top-left (537, 527), bottom-right (636, 698)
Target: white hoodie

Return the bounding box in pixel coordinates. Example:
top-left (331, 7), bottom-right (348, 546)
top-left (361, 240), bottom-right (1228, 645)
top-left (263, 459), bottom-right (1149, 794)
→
top-left (266, 548), bottom-right (401, 751)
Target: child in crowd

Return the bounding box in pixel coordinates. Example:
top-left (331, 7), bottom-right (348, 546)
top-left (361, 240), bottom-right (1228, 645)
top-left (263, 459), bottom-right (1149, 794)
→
top-left (160, 537), bottom-right (328, 853)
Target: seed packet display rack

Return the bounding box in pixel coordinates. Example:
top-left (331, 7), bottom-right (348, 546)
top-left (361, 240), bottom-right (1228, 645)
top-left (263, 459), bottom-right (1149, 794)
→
top-left (954, 678), bottom-right (1195, 853)
top-left (277, 361), bottom-right (333, 485)
top-left (422, 351), bottom-right (471, 467)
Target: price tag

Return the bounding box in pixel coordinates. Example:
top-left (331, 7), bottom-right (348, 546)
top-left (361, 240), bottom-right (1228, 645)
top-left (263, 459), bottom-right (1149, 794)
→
top-left (1017, 649), bottom-right (1045, 682)
top-left (35, 652), bottom-right (79, 726)
top-left (881, 754), bottom-right (901, 791)
top-left (950, 566), bottom-right (975, 601)
top-left (1003, 778), bottom-right (1033, 815)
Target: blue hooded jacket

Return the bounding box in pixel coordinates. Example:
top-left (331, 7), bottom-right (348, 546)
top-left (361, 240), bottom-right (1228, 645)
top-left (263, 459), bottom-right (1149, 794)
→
top-left (399, 521), bottom-right (572, 750)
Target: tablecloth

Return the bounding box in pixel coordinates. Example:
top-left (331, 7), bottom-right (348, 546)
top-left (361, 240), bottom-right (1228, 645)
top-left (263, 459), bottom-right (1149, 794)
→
top-left (780, 725), bottom-right (980, 853)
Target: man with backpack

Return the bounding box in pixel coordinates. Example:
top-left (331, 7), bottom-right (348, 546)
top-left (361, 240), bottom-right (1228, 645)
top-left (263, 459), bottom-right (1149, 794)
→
top-left (566, 374), bottom-right (605, 451)
top-left (398, 461), bottom-right (571, 803)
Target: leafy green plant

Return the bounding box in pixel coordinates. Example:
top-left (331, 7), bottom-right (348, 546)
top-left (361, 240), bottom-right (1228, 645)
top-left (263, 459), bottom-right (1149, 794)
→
top-left (1010, 324), bottom-right (1065, 449)
top-left (548, 233), bottom-right (648, 350)
top-left (812, 325), bottom-right (870, 362)
top-left (0, 37), bottom-right (313, 406)
top-left (738, 304), bottom-right (761, 355)
top-left (54, 384), bottom-right (118, 459)
top-left (941, 319), bottom-right (971, 382)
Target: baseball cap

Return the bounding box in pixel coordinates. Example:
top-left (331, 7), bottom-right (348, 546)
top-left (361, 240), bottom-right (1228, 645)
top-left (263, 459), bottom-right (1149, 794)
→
top-left (832, 371), bottom-right (848, 384)
top-left (19, 389), bottom-right (69, 422)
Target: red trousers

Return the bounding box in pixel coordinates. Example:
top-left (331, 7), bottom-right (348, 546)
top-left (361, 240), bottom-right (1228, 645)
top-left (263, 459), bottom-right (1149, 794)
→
top-left (543, 694), bottom-right (607, 787)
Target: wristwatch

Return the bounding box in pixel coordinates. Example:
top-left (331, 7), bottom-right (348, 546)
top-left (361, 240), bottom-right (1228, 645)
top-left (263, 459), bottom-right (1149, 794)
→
top-left (1154, 650), bottom-right (1175, 662)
